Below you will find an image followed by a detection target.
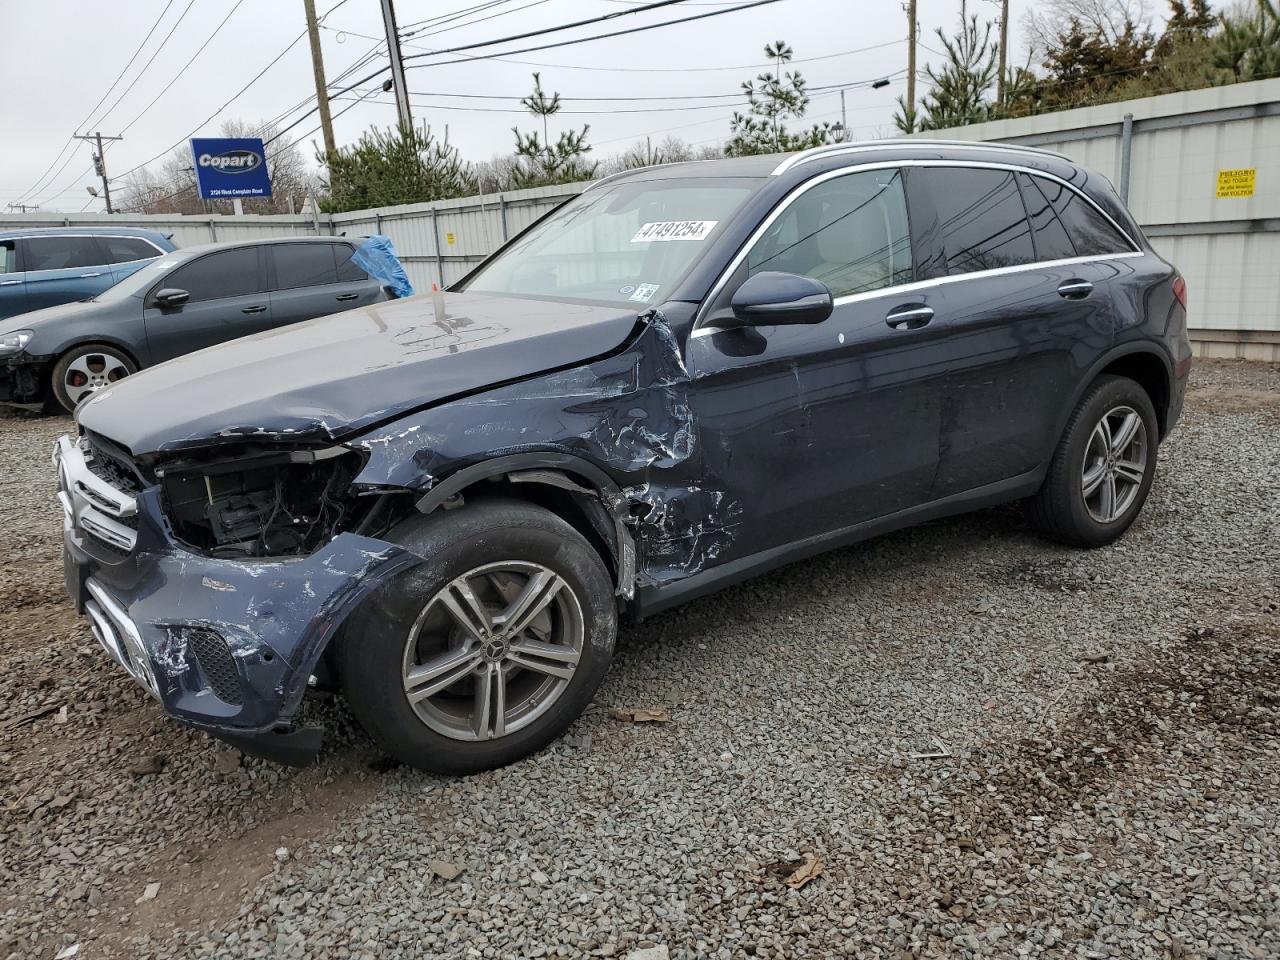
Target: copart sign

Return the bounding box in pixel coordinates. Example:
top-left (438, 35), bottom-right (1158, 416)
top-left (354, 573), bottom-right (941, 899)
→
top-left (190, 137), bottom-right (273, 200)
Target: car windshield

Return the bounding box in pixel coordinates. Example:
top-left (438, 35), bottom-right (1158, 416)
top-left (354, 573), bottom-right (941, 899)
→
top-left (459, 177), bottom-right (758, 307)
top-left (93, 251), bottom-right (192, 301)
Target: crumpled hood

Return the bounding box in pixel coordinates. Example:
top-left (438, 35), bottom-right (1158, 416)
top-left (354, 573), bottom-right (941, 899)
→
top-left (77, 290), bottom-right (644, 455)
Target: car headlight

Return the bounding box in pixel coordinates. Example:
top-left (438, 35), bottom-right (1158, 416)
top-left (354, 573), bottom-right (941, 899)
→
top-left (0, 330), bottom-right (33, 356)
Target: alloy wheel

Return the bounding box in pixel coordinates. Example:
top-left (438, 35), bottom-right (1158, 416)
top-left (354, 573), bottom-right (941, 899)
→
top-left (400, 561), bottom-right (584, 742)
top-left (63, 352), bottom-right (130, 406)
top-left (1081, 404), bottom-right (1148, 524)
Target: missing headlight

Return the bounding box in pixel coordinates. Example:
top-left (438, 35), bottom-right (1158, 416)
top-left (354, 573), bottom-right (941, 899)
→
top-left (160, 448), bottom-right (366, 558)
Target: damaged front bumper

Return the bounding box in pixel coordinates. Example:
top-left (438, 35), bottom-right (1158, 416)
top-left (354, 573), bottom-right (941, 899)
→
top-left (54, 435), bottom-right (423, 765)
top-left (1, 354), bottom-right (50, 408)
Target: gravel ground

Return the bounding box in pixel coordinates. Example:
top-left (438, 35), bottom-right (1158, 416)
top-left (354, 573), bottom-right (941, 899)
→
top-left (2, 358), bottom-right (1278, 960)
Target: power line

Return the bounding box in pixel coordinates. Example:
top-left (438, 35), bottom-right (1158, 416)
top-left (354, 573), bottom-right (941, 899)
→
top-left (12, 0), bottom-right (181, 206)
top-left (115, 0), bottom-right (249, 136)
top-left (402, 0), bottom-right (552, 39)
top-left (400, 0), bottom-right (519, 33)
top-left (81, 0), bottom-right (199, 134)
top-left (400, 0), bottom-right (713, 62)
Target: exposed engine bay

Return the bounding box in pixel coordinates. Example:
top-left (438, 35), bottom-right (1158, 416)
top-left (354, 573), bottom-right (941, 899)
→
top-left (154, 446), bottom-right (377, 558)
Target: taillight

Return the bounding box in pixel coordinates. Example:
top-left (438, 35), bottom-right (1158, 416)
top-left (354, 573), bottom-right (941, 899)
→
top-left (1172, 276), bottom-right (1187, 308)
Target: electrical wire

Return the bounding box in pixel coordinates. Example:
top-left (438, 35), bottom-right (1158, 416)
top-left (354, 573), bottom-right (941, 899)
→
top-left (11, 0), bottom-right (180, 206)
top-left (401, 0), bottom-right (552, 40)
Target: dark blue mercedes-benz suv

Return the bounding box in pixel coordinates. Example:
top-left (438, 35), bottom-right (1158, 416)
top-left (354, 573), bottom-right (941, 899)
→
top-left (54, 140), bottom-right (1191, 773)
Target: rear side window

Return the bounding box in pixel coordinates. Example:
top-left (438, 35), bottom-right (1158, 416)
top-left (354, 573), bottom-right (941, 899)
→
top-left (335, 243), bottom-right (367, 282)
top-left (272, 243), bottom-right (341, 289)
top-left (919, 168), bottom-right (1036, 276)
top-left (22, 236), bottom-right (103, 271)
top-left (1016, 174), bottom-right (1076, 262)
top-left (163, 247), bottom-right (263, 303)
top-left (101, 236), bottom-right (159, 263)
top-left (1027, 175), bottom-right (1134, 256)
top-left (0, 241), bottom-right (15, 273)
top-left (747, 168), bottom-right (912, 297)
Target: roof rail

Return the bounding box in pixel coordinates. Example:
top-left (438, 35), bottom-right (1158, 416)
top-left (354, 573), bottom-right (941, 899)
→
top-left (770, 138), bottom-right (1069, 175)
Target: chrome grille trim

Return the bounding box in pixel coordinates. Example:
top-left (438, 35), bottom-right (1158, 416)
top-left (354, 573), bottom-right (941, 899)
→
top-left (85, 578), bottom-right (161, 700)
top-left (54, 435), bottom-right (138, 552)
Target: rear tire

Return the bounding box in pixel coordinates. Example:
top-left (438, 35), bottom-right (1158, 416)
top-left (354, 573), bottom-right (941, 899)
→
top-left (336, 498), bottom-right (617, 774)
top-left (1025, 375), bottom-right (1159, 548)
top-left (50, 343), bottom-right (136, 413)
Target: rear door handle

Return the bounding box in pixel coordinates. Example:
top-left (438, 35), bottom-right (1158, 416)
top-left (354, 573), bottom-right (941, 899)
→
top-left (885, 304), bottom-right (934, 330)
top-left (79, 272), bottom-right (103, 278)
top-left (335, 293), bottom-right (358, 301)
top-left (1057, 279), bottom-right (1093, 299)
top-left (241, 305), bottom-right (267, 314)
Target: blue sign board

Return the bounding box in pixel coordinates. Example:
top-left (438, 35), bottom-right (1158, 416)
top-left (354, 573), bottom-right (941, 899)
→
top-left (190, 137), bottom-right (272, 200)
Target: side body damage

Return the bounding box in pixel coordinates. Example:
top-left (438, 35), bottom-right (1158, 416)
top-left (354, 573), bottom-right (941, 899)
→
top-left (57, 308), bottom-right (726, 762)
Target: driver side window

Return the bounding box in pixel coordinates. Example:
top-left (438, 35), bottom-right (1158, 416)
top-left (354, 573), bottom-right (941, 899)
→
top-left (747, 168), bottom-right (912, 298)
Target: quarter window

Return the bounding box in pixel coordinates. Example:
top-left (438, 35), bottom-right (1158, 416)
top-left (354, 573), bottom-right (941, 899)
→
top-left (920, 168), bottom-right (1036, 276)
top-left (22, 236), bottom-right (103, 271)
top-left (1016, 173), bottom-right (1077, 262)
top-left (1027, 175), bottom-right (1134, 256)
top-left (746, 168), bottom-right (912, 297)
top-left (100, 236), bottom-right (159, 263)
top-left (162, 247), bottom-right (263, 303)
top-left (335, 243), bottom-right (367, 282)
top-left (0, 241), bottom-right (15, 274)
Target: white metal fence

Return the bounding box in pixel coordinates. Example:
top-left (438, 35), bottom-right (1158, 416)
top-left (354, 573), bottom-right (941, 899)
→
top-left (4, 78), bottom-right (1277, 359)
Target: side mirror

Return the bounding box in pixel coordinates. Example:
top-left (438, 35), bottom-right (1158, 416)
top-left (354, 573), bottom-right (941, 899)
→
top-left (152, 288), bottom-right (189, 308)
top-left (730, 271), bottom-right (833, 326)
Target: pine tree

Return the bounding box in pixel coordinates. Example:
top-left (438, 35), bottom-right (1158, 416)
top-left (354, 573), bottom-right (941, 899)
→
top-left (725, 41), bottom-right (837, 155)
top-left (896, 0), bottom-right (999, 132)
top-left (510, 73), bottom-right (599, 188)
top-left (317, 124), bottom-right (475, 214)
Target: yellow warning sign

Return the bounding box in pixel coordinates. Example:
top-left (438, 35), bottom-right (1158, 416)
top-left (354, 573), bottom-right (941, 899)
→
top-left (1216, 168), bottom-right (1256, 198)
top-left (445, 232), bottom-right (457, 245)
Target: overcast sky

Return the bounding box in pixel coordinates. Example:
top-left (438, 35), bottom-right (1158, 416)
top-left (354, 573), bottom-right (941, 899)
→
top-left (0, 0), bottom-right (1050, 212)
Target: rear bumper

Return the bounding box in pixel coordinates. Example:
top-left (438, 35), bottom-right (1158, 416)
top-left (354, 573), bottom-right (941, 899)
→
top-left (55, 436), bottom-right (424, 764)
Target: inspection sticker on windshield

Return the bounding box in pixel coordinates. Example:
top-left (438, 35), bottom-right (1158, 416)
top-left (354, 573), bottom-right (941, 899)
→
top-left (631, 220), bottom-right (718, 243)
top-left (628, 282), bottom-right (660, 302)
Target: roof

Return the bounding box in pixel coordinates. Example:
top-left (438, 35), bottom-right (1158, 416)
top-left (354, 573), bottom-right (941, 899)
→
top-left (160, 235), bottom-right (351, 257)
top-left (0, 225), bottom-right (173, 240)
top-left (589, 138), bottom-right (1074, 191)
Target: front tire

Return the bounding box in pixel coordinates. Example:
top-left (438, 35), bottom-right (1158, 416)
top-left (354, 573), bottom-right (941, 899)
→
top-left (1026, 375), bottom-right (1159, 548)
top-left (336, 498), bottom-right (617, 774)
top-left (50, 343), bottom-right (136, 413)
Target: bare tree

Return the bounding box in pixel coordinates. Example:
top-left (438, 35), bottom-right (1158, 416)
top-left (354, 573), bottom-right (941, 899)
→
top-left (1024, 0), bottom-right (1153, 54)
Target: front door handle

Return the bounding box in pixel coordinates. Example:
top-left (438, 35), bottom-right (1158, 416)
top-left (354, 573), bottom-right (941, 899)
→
top-left (1057, 279), bottom-right (1093, 299)
top-left (241, 305), bottom-right (267, 314)
top-left (335, 293), bottom-right (359, 301)
top-left (885, 303), bottom-right (934, 331)
top-left (79, 272), bottom-right (103, 278)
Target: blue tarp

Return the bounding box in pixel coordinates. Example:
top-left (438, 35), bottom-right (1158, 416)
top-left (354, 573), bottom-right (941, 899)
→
top-left (352, 235), bottom-right (415, 299)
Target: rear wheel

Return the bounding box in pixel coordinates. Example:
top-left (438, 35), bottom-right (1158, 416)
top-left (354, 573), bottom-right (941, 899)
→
top-left (337, 498), bottom-right (616, 774)
top-left (1026, 375), bottom-right (1159, 548)
top-left (50, 343), bottom-right (136, 413)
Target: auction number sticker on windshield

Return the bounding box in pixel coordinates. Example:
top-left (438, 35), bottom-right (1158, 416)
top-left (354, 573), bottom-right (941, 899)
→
top-left (631, 220), bottom-right (718, 243)
top-left (628, 282), bottom-right (661, 302)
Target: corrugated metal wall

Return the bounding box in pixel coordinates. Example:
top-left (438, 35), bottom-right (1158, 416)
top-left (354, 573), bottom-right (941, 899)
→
top-left (3, 78), bottom-right (1276, 357)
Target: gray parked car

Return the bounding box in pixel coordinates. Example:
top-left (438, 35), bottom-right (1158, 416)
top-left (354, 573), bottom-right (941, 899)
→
top-left (0, 237), bottom-right (388, 412)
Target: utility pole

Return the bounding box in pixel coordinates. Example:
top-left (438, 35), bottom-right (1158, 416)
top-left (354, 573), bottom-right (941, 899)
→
top-left (840, 89), bottom-right (847, 140)
top-left (380, 0), bottom-right (413, 130)
top-left (904, 0), bottom-right (918, 131)
top-left (74, 131), bottom-right (123, 214)
top-left (302, 0), bottom-right (338, 163)
top-left (6, 203), bottom-right (40, 213)
top-left (996, 0), bottom-right (1009, 111)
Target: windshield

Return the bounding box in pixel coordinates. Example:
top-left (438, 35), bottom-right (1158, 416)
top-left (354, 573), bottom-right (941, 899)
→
top-left (94, 251), bottom-right (192, 301)
top-left (460, 177), bottom-right (757, 307)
